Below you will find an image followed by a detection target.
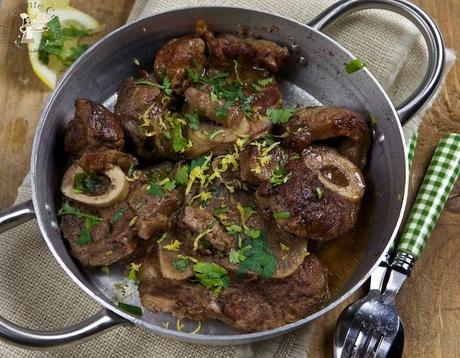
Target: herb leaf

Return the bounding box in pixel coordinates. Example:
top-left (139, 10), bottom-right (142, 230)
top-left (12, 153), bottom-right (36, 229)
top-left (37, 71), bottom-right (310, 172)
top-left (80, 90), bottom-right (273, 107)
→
top-left (78, 227), bottom-right (92, 245)
top-left (172, 258), bottom-right (188, 272)
top-left (193, 262), bottom-right (230, 295)
top-left (128, 262), bottom-right (142, 283)
top-left (117, 302), bottom-right (143, 316)
top-left (270, 167), bottom-right (292, 186)
top-left (237, 233), bottom-right (277, 279)
top-left (38, 16), bottom-right (91, 68)
top-left (77, 216), bottom-right (101, 245)
top-left (273, 211), bottom-right (290, 220)
top-left (163, 179), bottom-right (176, 191)
top-left (135, 76), bottom-right (173, 95)
top-left (111, 206), bottom-right (127, 225)
top-left (61, 25), bottom-right (89, 38)
top-left (184, 113), bottom-right (200, 130)
top-left (212, 206), bottom-right (228, 216)
top-left (175, 165), bottom-right (190, 185)
top-left (267, 108), bottom-right (296, 124)
top-left (147, 182), bottom-right (164, 196)
top-left (251, 77), bottom-right (273, 91)
top-left (345, 58), bottom-right (365, 74)
top-left (58, 202), bottom-right (102, 222)
top-left (172, 124), bottom-right (191, 153)
top-left (73, 172), bottom-right (102, 194)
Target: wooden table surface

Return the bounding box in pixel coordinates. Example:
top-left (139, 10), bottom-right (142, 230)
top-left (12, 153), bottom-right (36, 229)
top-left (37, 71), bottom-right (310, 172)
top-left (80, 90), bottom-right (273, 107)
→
top-left (0, 1), bottom-right (459, 356)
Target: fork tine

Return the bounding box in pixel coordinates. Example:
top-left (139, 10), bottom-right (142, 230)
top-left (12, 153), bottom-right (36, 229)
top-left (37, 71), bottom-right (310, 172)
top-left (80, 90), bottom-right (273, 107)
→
top-left (341, 327), bottom-right (367, 358)
top-left (363, 332), bottom-right (382, 357)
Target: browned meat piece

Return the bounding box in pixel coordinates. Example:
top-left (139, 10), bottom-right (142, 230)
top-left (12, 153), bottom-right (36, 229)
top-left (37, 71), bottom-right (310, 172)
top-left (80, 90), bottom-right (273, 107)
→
top-left (139, 251), bottom-right (328, 331)
top-left (250, 80), bottom-right (283, 113)
top-left (139, 253), bottom-right (222, 320)
top-left (239, 143), bottom-right (284, 186)
top-left (221, 254), bottom-right (329, 331)
top-left (283, 107), bottom-right (371, 169)
top-left (184, 85), bottom-right (245, 128)
top-left (127, 180), bottom-right (183, 240)
top-left (185, 117), bottom-right (251, 157)
top-left (179, 206), bottom-right (236, 252)
top-left (197, 21), bottom-right (289, 72)
top-left (114, 73), bottom-right (170, 159)
top-left (64, 99), bottom-right (124, 158)
top-left (60, 201), bottom-right (137, 267)
top-left (257, 146), bottom-right (365, 241)
top-left (77, 149), bottom-right (138, 173)
top-left (154, 36), bottom-right (206, 93)
top-left (183, 83), bottom-right (275, 157)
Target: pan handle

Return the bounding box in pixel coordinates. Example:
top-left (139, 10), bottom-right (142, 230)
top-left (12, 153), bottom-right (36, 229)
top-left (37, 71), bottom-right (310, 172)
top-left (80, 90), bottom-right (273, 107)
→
top-left (308, 0), bottom-right (445, 125)
top-left (0, 201), bottom-right (126, 349)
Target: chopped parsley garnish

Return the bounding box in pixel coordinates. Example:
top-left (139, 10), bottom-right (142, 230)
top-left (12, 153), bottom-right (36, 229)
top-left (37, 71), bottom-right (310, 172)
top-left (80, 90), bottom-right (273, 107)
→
top-left (251, 77), bottom-right (273, 91)
top-left (270, 167), bottom-right (292, 186)
top-left (111, 206), bottom-right (127, 225)
top-left (147, 178), bottom-right (176, 196)
top-left (78, 225), bottom-right (92, 245)
top-left (315, 187), bottom-right (324, 200)
top-left (38, 16), bottom-right (91, 68)
top-left (135, 75), bottom-right (173, 95)
top-left (156, 233), bottom-right (167, 244)
top-left (186, 67), bottom-right (253, 116)
top-left (175, 165), bottom-right (190, 185)
top-left (73, 172), bottom-right (101, 194)
top-left (229, 249), bottom-right (239, 264)
top-left (267, 108), bottom-right (296, 124)
top-left (117, 302), bottom-right (143, 316)
top-left (58, 202), bottom-right (101, 222)
top-left (193, 262), bottom-right (230, 295)
top-left (186, 67), bottom-right (201, 82)
top-left (226, 224), bottom-right (243, 236)
top-left (273, 211), bottom-right (290, 220)
top-left (147, 182), bottom-right (164, 196)
top-left (58, 203), bottom-right (102, 245)
top-left (212, 206), bottom-right (228, 216)
top-left (163, 178), bottom-right (176, 191)
top-left (172, 258), bottom-right (188, 272)
top-left (345, 58), bottom-right (365, 74)
top-left (78, 216), bottom-right (100, 245)
top-left (184, 113), bottom-right (200, 130)
top-left (172, 123), bottom-right (191, 152)
top-left (128, 262), bottom-right (142, 283)
top-left (215, 101), bottom-right (231, 119)
top-left (244, 228), bottom-right (261, 239)
top-left (237, 233), bottom-right (277, 279)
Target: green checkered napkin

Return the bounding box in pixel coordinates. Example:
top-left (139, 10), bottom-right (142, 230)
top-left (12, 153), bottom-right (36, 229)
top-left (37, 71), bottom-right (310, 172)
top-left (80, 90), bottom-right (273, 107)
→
top-left (398, 133), bottom-right (460, 259)
top-left (407, 133), bottom-right (418, 171)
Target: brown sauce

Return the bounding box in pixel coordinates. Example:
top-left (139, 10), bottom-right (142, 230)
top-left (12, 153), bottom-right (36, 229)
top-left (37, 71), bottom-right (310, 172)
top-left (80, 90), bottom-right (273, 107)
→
top-left (314, 173), bottom-right (375, 296)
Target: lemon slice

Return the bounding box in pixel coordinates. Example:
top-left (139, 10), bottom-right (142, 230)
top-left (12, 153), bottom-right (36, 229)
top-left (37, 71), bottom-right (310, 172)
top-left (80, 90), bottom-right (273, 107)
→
top-left (27, 3), bottom-right (101, 89)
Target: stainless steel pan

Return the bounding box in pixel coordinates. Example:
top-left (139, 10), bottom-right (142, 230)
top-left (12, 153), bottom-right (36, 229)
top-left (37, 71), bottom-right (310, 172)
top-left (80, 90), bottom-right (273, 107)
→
top-left (0, 0), bottom-right (445, 348)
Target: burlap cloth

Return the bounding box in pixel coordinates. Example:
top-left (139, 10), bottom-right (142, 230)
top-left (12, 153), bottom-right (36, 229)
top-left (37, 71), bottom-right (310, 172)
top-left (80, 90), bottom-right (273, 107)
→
top-left (0, 0), bottom-right (455, 356)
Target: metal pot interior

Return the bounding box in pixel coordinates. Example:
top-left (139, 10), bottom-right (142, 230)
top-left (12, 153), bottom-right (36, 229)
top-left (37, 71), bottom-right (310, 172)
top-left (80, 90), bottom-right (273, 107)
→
top-left (31, 7), bottom-right (407, 344)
